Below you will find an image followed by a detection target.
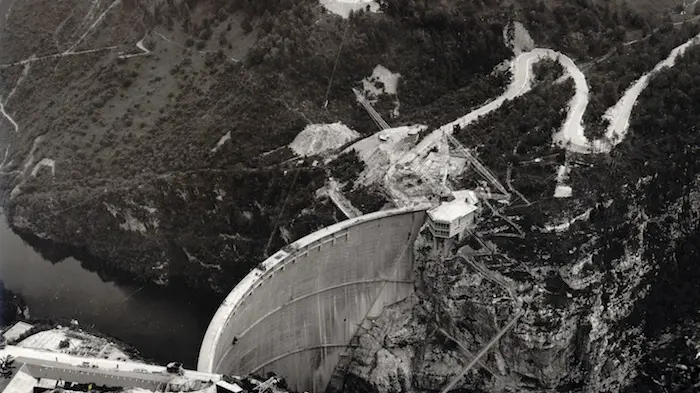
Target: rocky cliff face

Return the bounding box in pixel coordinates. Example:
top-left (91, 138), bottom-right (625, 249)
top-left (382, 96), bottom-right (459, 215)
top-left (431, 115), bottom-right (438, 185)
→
top-left (343, 176), bottom-right (700, 393)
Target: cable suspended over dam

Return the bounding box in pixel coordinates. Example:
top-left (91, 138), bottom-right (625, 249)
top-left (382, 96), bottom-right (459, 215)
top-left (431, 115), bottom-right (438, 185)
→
top-left (198, 205), bottom-right (430, 392)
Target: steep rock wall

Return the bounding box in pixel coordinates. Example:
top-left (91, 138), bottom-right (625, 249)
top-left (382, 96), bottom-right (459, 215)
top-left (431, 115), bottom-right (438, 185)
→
top-left (343, 178), bottom-right (700, 393)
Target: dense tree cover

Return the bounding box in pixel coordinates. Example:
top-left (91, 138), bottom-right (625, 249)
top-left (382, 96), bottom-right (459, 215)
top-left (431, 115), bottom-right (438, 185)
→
top-left (584, 21), bottom-right (700, 138)
top-left (621, 225), bottom-right (700, 393)
top-left (518, 0), bottom-right (650, 59)
top-left (2, 0), bottom-right (527, 296)
top-left (577, 44), bottom-right (700, 209)
top-left (609, 46), bottom-right (700, 329)
top-left (400, 71), bottom-right (510, 130)
top-left (10, 165), bottom-right (335, 294)
top-left (329, 151), bottom-right (365, 184)
top-left (205, 0), bottom-right (316, 18)
top-left (562, 43), bottom-right (700, 393)
top-left (560, 44), bottom-right (700, 281)
top-left (347, 185), bottom-right (387, 213)
top-left (625, 325), bottom-right (700, 392)
top-left (454, 77), bottom-right (574, 201)
top-left (0, 0), bottom-right (675, 297)
top-left (248, 0), bottom-right (513, 124)
top-left (641, 228), bottom-right (700, 336)
top-left (532, 58), bottom-right (563, 84)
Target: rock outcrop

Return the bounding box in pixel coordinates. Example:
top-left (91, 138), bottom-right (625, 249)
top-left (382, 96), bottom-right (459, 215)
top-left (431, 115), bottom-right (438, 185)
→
top-left (343, 177), bottom-right (700, 393)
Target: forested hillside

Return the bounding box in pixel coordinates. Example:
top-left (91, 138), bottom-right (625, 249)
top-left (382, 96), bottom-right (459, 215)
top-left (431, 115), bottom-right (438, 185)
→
top-left (3, 0), bottom-right (700, 392)
top-left (454, 79), bottom-right (574, 200)
top-left (0, 0), bottom-right (515, 295)
top-left (0, 0), bottom-right (691, 297)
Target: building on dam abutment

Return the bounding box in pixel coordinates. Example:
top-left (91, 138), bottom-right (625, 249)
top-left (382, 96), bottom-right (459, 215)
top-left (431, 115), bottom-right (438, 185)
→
top-left (198, 204), bottom-right (431, 393)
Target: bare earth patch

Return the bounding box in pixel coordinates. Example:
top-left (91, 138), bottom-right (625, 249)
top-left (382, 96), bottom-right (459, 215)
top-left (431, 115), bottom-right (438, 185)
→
top-left (289, 122), bottom-right (360, 157)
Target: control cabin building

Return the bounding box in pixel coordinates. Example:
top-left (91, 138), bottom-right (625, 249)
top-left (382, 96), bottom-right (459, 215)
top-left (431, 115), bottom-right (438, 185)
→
top-left (427, 190), bottom-right (479, 241)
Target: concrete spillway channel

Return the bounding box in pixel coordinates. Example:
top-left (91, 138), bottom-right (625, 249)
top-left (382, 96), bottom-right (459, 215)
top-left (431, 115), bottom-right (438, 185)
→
top-left (198, 205), bottom-right (430, 392)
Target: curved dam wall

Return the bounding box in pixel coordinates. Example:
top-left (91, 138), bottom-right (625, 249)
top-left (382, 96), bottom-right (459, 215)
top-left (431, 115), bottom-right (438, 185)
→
top-left (198, 205), bottom-right (429, 392)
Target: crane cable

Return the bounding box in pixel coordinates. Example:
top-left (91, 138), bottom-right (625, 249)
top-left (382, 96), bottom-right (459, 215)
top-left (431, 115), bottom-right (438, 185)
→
top-left (263, 167), bottom-right (302, 258)
top-left (323, 22), bottom-right (352, 108)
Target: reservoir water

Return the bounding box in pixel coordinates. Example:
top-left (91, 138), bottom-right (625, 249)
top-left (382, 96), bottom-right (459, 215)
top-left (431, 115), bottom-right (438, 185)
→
top-left (0, 0), bottom-right (219, 369)
top-left (0, 215), bottom-right (217, 368)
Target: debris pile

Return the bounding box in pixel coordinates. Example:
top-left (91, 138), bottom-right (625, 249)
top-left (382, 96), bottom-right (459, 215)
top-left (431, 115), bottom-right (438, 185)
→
top-left (289, 123), bottom-right (360, 157)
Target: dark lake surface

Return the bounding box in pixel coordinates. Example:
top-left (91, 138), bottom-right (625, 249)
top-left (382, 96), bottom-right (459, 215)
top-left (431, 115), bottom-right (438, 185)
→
top-left (0, 0), bottom-right (221, 370)
top-left (0, 214), bottom-right (218, 368)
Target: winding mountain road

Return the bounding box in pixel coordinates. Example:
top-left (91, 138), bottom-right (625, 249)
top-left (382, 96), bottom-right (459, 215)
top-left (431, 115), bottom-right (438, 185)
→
top-left (395, 47), bottom-right (589, 173)
top-left (402, 30), bottom-right (700, 164)
top-left (602, 32), bottom-right (700, 149)
top-left (375, 31), bottom-right (700, 206)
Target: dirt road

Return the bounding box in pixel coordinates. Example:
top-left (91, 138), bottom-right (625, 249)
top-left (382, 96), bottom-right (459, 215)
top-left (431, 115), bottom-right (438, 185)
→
top-left (601, 32), bottom-right (700, 151)
top-left (400, 47), bottom-right (590, 168)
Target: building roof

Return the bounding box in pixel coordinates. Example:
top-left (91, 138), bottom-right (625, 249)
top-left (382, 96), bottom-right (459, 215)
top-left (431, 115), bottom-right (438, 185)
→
top-left (427, 190), bottom-right (479, 222)
top-left (2, 322), bottom-right (33, 342)
top-left (36, 378), bottom-right (58, 389)
top-left (216, 380), bottom-right (244, 392)
top-left (3, 366), bottom-right (37, 393)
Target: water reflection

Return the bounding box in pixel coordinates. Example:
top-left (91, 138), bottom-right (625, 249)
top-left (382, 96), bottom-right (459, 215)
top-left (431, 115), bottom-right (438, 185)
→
top-left (0, 215), bottom-right (216, 368)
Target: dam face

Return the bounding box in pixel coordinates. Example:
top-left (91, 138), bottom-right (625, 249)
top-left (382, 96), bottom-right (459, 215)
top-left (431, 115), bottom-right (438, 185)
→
top-left (198, 206), bottom-right (428, 392)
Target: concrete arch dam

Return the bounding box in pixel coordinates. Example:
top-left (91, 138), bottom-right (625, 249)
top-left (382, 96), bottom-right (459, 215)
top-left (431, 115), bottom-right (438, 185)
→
top-left (198, 205), bottom-right (429, 392)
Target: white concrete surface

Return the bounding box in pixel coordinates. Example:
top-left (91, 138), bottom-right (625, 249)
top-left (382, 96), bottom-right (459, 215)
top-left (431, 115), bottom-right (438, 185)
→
top-left (198, 205), bottom-right (429, 392)
top-left (0, 346), bottom-right (221, 383)
top-left (319, 0), bottom-right (379, 17)
top-left (16, 328), bottom-right (128, 361)
top-left (2, 321), bottom-right (33, 342)
top-left (18, 330), bottom-right (81, 351)
top-left (427, 191), bottom-right (478, 222)
top-left (289, 123), bottom-right (359, 157)
top-left (3, 367), bottom-right (37, 393)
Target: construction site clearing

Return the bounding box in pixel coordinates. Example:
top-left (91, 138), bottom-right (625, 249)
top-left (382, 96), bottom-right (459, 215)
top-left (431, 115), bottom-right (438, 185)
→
top-left (307, 80), bottom-right (558, 392)
top-left (16, 327), bottom-right (129, 361)
top-left (312, 84), bottom-right (535, 392)
top-left (0, 321), bottom-right (304, 393)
